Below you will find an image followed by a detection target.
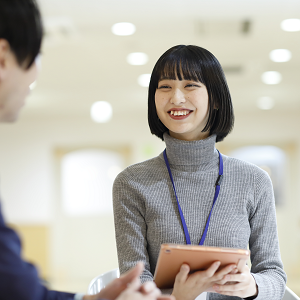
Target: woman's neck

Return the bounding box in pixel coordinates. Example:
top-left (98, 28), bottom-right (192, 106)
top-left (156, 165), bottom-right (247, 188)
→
top-left (163, 132), bottom-right (218, 172)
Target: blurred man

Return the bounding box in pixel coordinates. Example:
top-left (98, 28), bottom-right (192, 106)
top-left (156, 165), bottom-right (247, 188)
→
top-left (0, 1), bottom-right (172, 300)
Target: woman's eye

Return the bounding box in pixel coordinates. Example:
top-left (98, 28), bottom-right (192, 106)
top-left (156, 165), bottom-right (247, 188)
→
top-left (186, 84), bottom-right (200, 88)
top-left (158, 85), bottom-right (170, 89)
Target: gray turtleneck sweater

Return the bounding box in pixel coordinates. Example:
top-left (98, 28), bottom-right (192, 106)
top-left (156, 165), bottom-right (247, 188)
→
top-left (113, 133), bottom-right (286, 300)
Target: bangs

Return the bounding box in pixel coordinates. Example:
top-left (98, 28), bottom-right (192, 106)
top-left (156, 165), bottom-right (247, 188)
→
top-left (154, 51), bottom-right (205, 83)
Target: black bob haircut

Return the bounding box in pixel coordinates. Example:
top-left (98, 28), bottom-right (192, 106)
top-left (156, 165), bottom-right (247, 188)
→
top-left (148, 45), bottom-right (234, 143)
top-left (0, 0), bottom-right (43, 69)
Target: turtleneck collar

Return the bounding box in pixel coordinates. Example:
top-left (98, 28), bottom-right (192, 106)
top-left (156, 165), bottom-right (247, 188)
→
top-left (162, 132), bottom-right (219, 172)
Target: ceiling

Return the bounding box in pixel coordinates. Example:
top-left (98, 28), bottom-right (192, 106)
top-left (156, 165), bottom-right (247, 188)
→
top-left (24, 0), bottom-right (300, 120)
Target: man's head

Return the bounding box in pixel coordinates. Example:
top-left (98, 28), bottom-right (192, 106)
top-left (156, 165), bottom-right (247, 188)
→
top-left (0, 0), bottom-right (43, 122)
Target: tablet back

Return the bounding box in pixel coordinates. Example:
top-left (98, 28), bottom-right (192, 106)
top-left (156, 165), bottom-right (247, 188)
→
top-left (154, 244), bottom-right (250, 289)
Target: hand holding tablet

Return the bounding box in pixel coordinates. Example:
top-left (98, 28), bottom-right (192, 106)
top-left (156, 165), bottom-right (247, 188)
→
top-left (154, 244), bottom-right (250, 290)
top-left (171, 262), bottom-right (238, 300)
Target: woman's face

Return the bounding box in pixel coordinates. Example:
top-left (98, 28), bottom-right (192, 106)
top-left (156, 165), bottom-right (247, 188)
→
top-left (155, 78), bottom-right (210, 141)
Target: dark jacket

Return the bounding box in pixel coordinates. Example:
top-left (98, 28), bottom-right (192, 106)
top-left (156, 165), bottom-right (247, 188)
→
top-left (0, 203), bottom-right (75, 300)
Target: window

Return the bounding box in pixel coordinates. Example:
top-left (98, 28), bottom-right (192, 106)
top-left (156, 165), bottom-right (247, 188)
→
top-left (61, 149), bottom-right (124, 216)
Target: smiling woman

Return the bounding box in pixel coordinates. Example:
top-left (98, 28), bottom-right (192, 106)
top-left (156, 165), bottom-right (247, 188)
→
top-left (148, 45), bottom-right (234, 142)
top-left (155, 79), bottom-right (210, 141)
top-left (113, 45), bottom-right (286, 300)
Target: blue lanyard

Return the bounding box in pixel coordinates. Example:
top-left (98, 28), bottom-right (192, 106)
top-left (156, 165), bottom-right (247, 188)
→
top-left (163, 149), bottom-right (223, 245)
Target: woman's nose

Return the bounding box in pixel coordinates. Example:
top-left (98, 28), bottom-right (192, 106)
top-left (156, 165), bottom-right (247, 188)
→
top-left (170, 88), bottom-right (185, 105)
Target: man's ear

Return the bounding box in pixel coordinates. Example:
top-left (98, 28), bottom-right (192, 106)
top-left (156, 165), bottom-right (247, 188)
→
top-left (0, 39), bottom-right (11, 81)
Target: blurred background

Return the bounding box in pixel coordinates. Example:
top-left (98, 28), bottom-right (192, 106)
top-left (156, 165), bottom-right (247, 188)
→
top-left (0, 0), bottom-right (299, 295)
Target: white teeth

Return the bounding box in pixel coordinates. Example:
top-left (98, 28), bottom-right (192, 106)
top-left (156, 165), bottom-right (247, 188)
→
top-left (170, 110), bottom-right (189, 116)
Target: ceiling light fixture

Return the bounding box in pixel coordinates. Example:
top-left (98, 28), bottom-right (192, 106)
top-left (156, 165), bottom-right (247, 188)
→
top-left (127, 52), bottom-right (149, 65)
top-left (261, 71), bottom-right (282, 85)
top-left (257, 97), bottom-right (275, 110)
top-left (138, 74), bottom-right (151, 87)
top-left (269, 49), bottom-right (291, 62)
top-left (281, 19), bottom-right (300, 32)
top-left (90, 101), bottom-right (113, 123)
top-left (111, 22), bottom-right (136, 36)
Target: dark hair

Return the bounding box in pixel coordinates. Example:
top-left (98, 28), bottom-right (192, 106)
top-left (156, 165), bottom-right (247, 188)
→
top-left (0, 0), bottom-right (43, 69)
top-left (148, 45), bottom-right (234, 142)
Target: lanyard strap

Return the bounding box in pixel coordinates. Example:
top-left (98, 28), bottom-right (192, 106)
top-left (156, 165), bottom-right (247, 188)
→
top-left (163, 149), bottom-right (223, 245)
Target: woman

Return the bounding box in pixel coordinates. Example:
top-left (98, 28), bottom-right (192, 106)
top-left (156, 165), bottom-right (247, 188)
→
top-left (113, 45), bottom-right (286, 300)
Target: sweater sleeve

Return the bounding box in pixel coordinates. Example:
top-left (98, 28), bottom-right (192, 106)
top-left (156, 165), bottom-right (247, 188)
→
top-left (113, 170), bottom-right (153, 283)
top-left (248, 170), bottom-right (286, 300)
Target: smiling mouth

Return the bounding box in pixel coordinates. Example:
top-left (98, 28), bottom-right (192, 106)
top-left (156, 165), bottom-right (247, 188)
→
top-left (168, 110), bottom-right (192, 116)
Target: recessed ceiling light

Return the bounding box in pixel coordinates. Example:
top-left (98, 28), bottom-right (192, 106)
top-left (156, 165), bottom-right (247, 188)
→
top-left (127, 52), bottom-right (149, 65)
top-left (257, 97), bottom-right (275, 110)
top-left (281, 19), bottom-right (300, 32)
top-left (90, 101), bottom-right (113, 123)
top-left (138, 74), bottom-right (151, 87)
top-left (111, 22), bottom-right (136, 36)
top-left (261, 71), bottom-right (282, 85)
top-left (269, 49), bottom-right (291, 62)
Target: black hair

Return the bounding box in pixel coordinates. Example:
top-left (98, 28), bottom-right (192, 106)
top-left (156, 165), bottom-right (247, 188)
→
top-left (0, 0), bottom-right (43, 69)
top-left (148, 45), bottom-right (234, 142)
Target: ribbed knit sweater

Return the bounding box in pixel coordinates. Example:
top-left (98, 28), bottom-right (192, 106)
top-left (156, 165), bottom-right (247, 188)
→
top-left (113, 133), bottom-right (286, 300)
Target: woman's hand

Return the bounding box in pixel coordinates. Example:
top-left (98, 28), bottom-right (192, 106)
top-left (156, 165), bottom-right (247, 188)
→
top-left (171, 262), bottom-right (237, 300)
top-left (212, 264), bottom-right (258, 298)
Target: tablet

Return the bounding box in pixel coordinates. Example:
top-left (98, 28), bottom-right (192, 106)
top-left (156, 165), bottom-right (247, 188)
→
top-left (153, 244), bottom-right (250, 289)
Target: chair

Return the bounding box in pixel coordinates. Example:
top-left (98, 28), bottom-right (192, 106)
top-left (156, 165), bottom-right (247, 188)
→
top-left (283, 286), bottom-right (300, 300)
top-left (88, 268), bottom-right (120, 295)
top-left (88, 269), bottom-right (299, 300)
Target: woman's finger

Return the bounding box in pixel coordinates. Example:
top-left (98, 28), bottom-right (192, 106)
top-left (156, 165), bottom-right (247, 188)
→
top-left (229, 268), bottom-right (239, 274)
top-left (210, 263), bottom-right (236, 281)
top-left (213, 274), bottom-right (232, 285)
top-left (174, 264), bottom-right (190, 284)
top-left (213, 281), bottom-right (243, 293)
top-left (222, 273), bottom-right (244, 283)
top-left (203, 261), bottom-right (221, 278)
